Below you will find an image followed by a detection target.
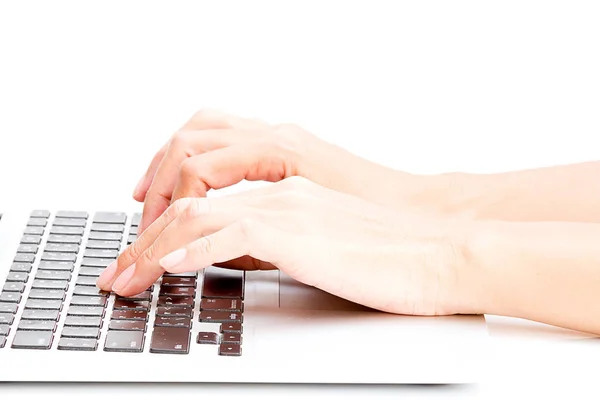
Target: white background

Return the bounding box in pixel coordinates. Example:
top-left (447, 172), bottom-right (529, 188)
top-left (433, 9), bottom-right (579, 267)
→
top-left (1, 0), bottom-right (599, 398)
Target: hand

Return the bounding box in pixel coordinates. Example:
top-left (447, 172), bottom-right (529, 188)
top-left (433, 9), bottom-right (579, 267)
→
top-left (98, 177), bottom-right (473, 316)
top-left (132, 108), bottom-right (418, 233)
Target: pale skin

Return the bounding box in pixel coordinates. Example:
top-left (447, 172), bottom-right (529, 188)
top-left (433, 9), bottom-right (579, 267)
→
top-left (96, 109), bottom-right (600, 335)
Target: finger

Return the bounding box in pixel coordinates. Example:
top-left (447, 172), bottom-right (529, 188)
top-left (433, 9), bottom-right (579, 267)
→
top-left (132, 143), bottom-right (168, 202)
top-left (139, 129), bottom-right (262, 232)
top-left (96, 198), bottom-right (195, 291)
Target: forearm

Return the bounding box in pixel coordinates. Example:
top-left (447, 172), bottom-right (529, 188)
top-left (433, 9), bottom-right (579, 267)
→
top-left (462, 220), bottom-right (600, 335)
top-left (402, 161), bottom-right (600, 222)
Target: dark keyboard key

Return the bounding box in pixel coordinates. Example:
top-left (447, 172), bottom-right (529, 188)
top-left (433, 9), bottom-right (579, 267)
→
top-left (111, 309), bottom-right (148, 321)
top-left (61, 327), bottom-right (101, 339)
top-left (30, 210), bottom-right (50, 218)
top-left (199, 311), bottom-right (243, 323)
top-left (197, 332), bottom-right (219, 344)
top-left (156, 307), bottom-right (193, 318)
top-left (21, 309), bottom-right (60, 320)
top-left (78, 267), bottom-right (106, 277)
top-left (222, 332), bottom-right (242, 344)
top-left (94, 212), bottom-right (127, 224)
top-left (36, 270), bottom-right (71, 281)
top-left (10, 263), bottom-right (32, 273)
top-left (25, 299), bottom-right (63, 310)
top-left (50, 226), bottom-right (85, 236)
top-left (200, 298), bottom-right (243, 312)
top-left (159, 286), bottom-right (196, 297)
top-left (6, 272), bottom-right (29, 283)
top-left (17, 244), bottom-right (39, 254)
top-left (86, 240), bottom-right (121, 250)
top-left (154, 316), bottom-right (192, 329)
top-left (113, 299), bottom-right (149, 310)
top-left (91, 223), bottom-right (124, 233)
top-left (47, 234), bottom-right (82, 244)
top-left (38, 261), bottom-right (74, 271)
top-left (0, 292), bottom-right (22, 303)
top-left (64, 316), bottom-right (103, 327)
top-left (67, 306), bottom-right (105, 317)
top-left (161, 276), bottom-right (197, 287)
top-left (219, 343), bottom-right (242, 356)
top-left (53, 218), bottom-right (87, 227)
top-left (0, 303), bottom-right (18, 313)
top-left (75, 276), bottom-right (98, 286)
top-left (41, 252), bottom-right (77, 262)
top-left (0, 313), bottom-right (15, 325)
top-left (27, 217), bottom-right (48, 227)
top-left (32, 279), bottom-right (69, 290)
top-left (3, 282), bottom-right (26, 293)
top-left (81, 258), bottom-right (113, 267)
top-left (220, 322), bottom-right (245, 334)
top-left (72, 285), bottom-right (108, 297)
top-left (157, 296), bottom-right (194, 308)
top-left (18, 320), bottom-right (57, 331)
top-left (83, 249), bottom-right (119, 259)
top-left (57, 337), bottom-right (98, 351)
top-left (131, 213), bottom-right (141, 227)
top-left (28, 289), bottom-right (66, 300)
top-left (88, 231), bottom-right (122, 241)
top-left (163, 271), bottom-right (197, 278)
top-left (149, 326), bottom-right (190, 354)
top-left (12, 330), bottom-right (54, 349)
top-left (44, 243), bottom-right (80, 253)
top-left (21, 235), bottom-right (42, 244)
top-left (116, 291), bottom-right (152, 301)
top-left (104, 330), bottom-right (144, 352)
top-left (70, 295), bottom-right (107, 307)
top-left (56, 211), bottom-right (88, 219)
top-left (14, 253), bottom-right (35, 263)
top-left (24, 226), bottom-right (45, 235)
top-left (0, 336), bottom-right (5, 348)
top-left (108, 320), bottom-right (146, 331)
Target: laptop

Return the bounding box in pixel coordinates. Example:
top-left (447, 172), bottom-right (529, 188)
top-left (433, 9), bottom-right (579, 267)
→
top-left (0, 208), bottom-right (488, 383)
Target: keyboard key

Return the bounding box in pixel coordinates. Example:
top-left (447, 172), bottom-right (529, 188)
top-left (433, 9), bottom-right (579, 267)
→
top-left (86, 240), bottom-right (121, 250)
top-left (12, 330), bottom-right (54, 349)
top-left (32, 279), bottom-right (69, 290)
top-left (155, 307), bottom-right (193, 318)
top-left (64, 316), bottom-right (103, 327)
top-left (61, 327), bottom-right (101, 339)
top-left (44, 243), bottom-right (80, 253)
top-left (38, 261), bottom-right (74, 271)
top-left (6, 272), bottom-right (29, 283)
top-left (21, 235), bottom-right (42, 244)
top-left (72, 285), bottom-right (109, 297)
top-left (25, 299), bottom-right (63, 310)
top-left (127, 234), bottom-right (137, 244)
top-left (10, 263), bottom-right (32, 273)
top-left (116, 291), bottom-right (152, 302)
top-left (113, 299), bottom-right (149, 310)
top-left (161, 276), bottom-right (197, 287)
top-left (163, 271), bottom-right (198, 278)
top-left (57, 337), bottom-right (98, 351)
top-left (70, 295), bottom-right (107, 307)
top-left (18, 320), bottom-right (57, 331)
top-left (0, 336), bottom-right (5, 348)
top-left (197, 332), bottom-right (219, 345)
top-left (78, 267), bottom-right (106, 277)
top-left (36, 270), bottom-right (71, 281)
top-left (3, 282), bottom-right (26, 293)
top-left (67, 306), bottom-right (105, 317)
top-left (159, 286), bottom-right (196, 297)
top-left (200, 298), bottom-right (243, 312)
top-left (129, 226), bottom-right (138, 235)
top-left (21, 309), bottom-right (60, 320)
top-left (24, 226), bottom-right (45, 235)
top-left (222, 332), bottom-right (242, 344)
top-left (14, 253), bottom-right (35, 263)
top-left (0, 303), bottom-right (18, 314)
top-left (47, 234), bottom-right (82, 244)
top-left (50, 226), bottom-right (85, 236)
top-left (149, 326), bottom-right (190, 354)
top-left (108, 320), bottom-right (146, 331)
top-left (75, 276), bottom-right (98, 286)
top-left (0, 292), bottom-right (22, 303)
top-left (157, 296), bottom-right (194, 308)
top-left (88, 231), bottom-right (122, 241)
top-left (41, 252), bottom-right (77, 262)
top-left (30, 210), bottom-right (50, 218)
top-left (104, 330), bottom-right (144, 352)
top-left (219, 343), bottom-right (242, 356)
top-left (84, 249), bottom-right (119, 259)
top-left (91, 223), bottom-right (124, 233)
top-left (56, 211), bottom-right (88, 219)
top-left (81, 258), bottom-right (113, 267)
top-left (93, 212), bottom-right (127, 224)
top-left (199, 311), bottom-right (243, 323)
top-left (27, 217), bottom-right (48, 227)
top-left (131, 213), bottom-right (141, 227)
top-left (111, 309), bottom-right (148, 321)
top-left (154, 316), bottom-right (192, 329)
top-left (28, 289), bottom-right (66, 300)
top-left (0, 313), bottom-right (15, 325)
top-left (17, 244), bottom-right (39, 253)
top-left (52, 218), bottom-right (87, 227)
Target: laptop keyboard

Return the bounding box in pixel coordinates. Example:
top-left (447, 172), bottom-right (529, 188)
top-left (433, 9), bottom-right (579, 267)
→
top-left (0, 210), bottom-right (244, 355)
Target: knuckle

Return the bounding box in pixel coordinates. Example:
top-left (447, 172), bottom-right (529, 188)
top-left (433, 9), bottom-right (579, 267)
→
top-left (237, 218), bottom-right (255, 240)
top-left (179, 157), bottom-right (198, 178)
top-left (169, 198), bottom-right (192, 217)
top-left (194, 236), bottom-right (213, 256)
top-left (170, 130), bottom-right (193, 148)
top-left (182, 198), bottom-right (207, 220)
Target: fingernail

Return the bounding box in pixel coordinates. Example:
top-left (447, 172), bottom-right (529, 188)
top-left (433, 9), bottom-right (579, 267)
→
top-left (132, 175), bottom-right (145, 198)
top-left (112, 264), bottom-right (136, 292)
top-left (97, 261), bottom-right (118, 289)
top-left (159, 248), bottom-right (187, 271)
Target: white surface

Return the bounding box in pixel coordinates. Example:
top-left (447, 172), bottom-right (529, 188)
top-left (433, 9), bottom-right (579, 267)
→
top-left (1, 0), bottom-right (599, 397)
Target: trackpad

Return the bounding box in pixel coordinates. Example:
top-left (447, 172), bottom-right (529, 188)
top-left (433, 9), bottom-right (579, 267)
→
top-left (278, 272), bottom-right (375, 312)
